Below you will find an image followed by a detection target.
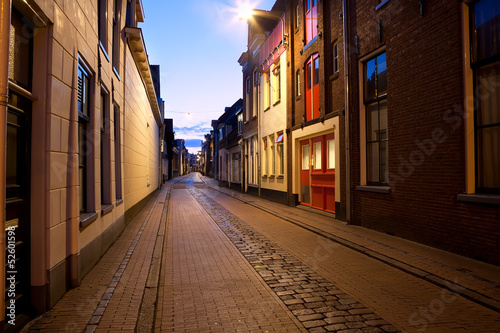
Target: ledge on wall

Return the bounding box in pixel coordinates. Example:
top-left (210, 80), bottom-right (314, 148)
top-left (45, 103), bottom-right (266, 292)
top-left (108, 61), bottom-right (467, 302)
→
top-left (124, 27), bottom-right (162, 126)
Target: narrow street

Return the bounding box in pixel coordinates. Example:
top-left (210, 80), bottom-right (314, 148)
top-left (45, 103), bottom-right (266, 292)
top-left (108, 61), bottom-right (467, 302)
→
top-left (24, 173), bottom-right (500, 332)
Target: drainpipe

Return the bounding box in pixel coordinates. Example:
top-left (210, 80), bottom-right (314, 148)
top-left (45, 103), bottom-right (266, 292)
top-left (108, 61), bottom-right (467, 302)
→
top-left (0, 0), bottom-right (11, 320)
top-left (342, 0), bottom-right (351, 222)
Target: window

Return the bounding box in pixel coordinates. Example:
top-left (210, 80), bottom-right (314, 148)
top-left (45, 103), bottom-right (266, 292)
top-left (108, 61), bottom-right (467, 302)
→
top-left (264, 70), bottom-right (271, 110)
top-left (304, 0), bottom-right (318, 44)
top-left (238, 113), bottom-right (243, 134)
top-left (296, 69), bottom-right (301, 97)
top-left (112, 0), bottom-right (121, 73)
top-left (270, 134), bottom-right (275, 175)
top-left (100, 89), bottom-right (111, 206)
top-left (98, 0), bottom-right (108, 55)
top-left (327, 139), bottom-right (335, 169)
top-left (364, 52), bottom-right (388, 185)
top-left (246, 75), bottom-right (251, 120)
top-left (272, 62), bottom-right (281, 104)
top-left (252, 69), bottom-right (259, 117)
top-left (314, 141), bottom-right (322, 170)
top-left (114, 105), bottom-right (122, 200)
top-left (333, 43), bottom-right (339, 74)
top-left (306, 53), bottom-right (320, 121)
top-left (302, 144), bottom-right (310, 170)
top-left (470, 0), bottom-right (500, 193)
top-left (295, 2), bottom-right (300, 30)
top-left (78, 64), bottom-right (91, 213)
top-left (276, 133), bottom-right (284, 175)
top-left (262, 138), bottom-right (268, 175)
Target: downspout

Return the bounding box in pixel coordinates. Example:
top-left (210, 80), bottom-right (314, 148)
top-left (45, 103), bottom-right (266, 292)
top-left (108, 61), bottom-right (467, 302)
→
top-left (342, 0), bottom-right (351, 222)
top-left (0, 0), bottom-right (11, 321)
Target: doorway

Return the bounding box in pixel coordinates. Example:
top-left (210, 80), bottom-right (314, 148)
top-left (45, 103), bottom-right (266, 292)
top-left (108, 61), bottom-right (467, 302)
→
top-left (299, 133), bottom-right (335, 213)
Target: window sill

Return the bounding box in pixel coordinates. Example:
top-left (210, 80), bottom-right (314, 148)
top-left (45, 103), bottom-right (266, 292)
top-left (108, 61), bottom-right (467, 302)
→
top-left (356, 185), bottom-right (391, 194)
top-left (296, 95), bottom-right (301, 101)
top-left (269, 175), bottom-right (275, 179)
top-left (262, 175), bottom-right (268, 179)
top-left (80, 212), bottom-right (98, 230)
top-left (99, 41), bottom-right (110, 62)
top-left (376, 0), bottom-right (390, 10)
top-left (113, 67), bottom-right (121, 81)
top-left (252, 115), bottom-right (257, 120)
top-left (277, 175), bottom-right (284, 179)
top-left (116, 198), bottom-right (124, 207)
top-left (264, 106), bottom-right (271, 112)
top-left (304, 36), bottom-right (318, 51)
top-left (330, 72), bottom-right (340, 81)
top-left (457, 193), bottom-right (500, 206)
top-left (101, 204), bottom-right (114, 216)
top-left (273, 100), bottom-right (281, 107)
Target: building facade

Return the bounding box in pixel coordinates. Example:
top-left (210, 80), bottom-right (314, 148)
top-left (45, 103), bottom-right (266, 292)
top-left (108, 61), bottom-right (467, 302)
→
top-left (347, 0), bottom-right (500, 264)
top-left (231, 0), bottom-right (500, 265)
top-left (1, 0), bottom-right (163, 328)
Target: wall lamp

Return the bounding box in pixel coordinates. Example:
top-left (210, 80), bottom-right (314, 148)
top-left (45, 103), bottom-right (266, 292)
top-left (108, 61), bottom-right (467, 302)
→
top-left (239, 8), bottom-right (289, 48)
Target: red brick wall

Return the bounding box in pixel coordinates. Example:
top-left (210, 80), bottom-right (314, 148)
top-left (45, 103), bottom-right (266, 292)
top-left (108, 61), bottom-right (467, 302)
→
top-left (348, 0), bottom-right (500, 264)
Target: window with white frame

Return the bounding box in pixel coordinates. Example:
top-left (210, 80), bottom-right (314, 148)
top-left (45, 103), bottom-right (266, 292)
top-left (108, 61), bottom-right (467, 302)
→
top-left (272, 62), bottom-right (281, 104)
top-left (264, 70), bottom-right (271, 110)
top-left (276, 132), bottom-right (284, 175)
top-left (296, 69), bottom-right (301, 97)
top-left (253, 68), bottom-right (259, 117)
top-left (262, 137), bottom-right (268, 175)
top-left (364, 52), bottom-right (388, 185)
top-left (270, 134), bottom-right (275, 175)
top-left (333, 42), bottom-right (339, 74)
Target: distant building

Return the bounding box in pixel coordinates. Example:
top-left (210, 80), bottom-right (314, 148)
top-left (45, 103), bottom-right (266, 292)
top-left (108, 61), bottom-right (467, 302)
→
top-left (212, 99), bottom-right (243, 188)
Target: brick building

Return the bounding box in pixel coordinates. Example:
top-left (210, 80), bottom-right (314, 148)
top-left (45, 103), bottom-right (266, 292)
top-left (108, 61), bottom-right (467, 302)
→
top-left (0, 0), bottom-right (163, 328)
top-left (347, 0), bottom-right (500, 264)
top-left (233, 0), bottom-right (500, 264)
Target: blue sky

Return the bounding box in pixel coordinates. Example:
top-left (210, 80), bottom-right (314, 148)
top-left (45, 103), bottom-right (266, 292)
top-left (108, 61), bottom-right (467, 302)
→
top-left (141, 0), bottom-right (277, 154)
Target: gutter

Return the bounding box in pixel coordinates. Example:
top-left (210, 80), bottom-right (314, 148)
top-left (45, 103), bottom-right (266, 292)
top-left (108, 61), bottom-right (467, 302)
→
top-left (342, 0), bottom-right (351, 222)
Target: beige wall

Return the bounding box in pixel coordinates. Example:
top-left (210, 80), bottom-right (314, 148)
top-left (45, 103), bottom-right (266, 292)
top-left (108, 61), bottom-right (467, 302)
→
top-left (259, 51), bottom-right (287, 193)
top-left (13, 0), bottom-right (161, 311)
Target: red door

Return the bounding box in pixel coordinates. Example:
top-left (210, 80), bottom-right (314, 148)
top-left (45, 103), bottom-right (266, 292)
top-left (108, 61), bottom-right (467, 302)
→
top-left (302, 133), bottom-right (335, 213)
top-left (300, 139), bottom-right (310, 205)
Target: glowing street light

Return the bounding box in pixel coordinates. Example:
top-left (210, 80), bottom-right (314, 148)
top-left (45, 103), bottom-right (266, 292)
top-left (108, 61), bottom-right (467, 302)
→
top-left (238, 6), bottom-right (288, 48)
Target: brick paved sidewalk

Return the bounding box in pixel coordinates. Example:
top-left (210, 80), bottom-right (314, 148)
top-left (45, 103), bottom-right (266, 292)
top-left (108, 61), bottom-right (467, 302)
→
top-left (23, 186), bottom-right (169, 333)
top-left (200, 175), bottom-right (500, 312)
top-left (155, 182), bottom-right (305, 332)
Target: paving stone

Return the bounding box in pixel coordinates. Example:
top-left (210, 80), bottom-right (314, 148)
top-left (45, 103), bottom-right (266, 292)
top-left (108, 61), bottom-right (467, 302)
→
top-left (324, 316), bottom-right (348, 325)
top-left (292, 309), bottom-right (316, 316)
top-left (346, 321), bottom-right (368, 329)
top-left (325, 310), bottom-right (350, 317)
top-left (297, 313), bottom-right (324, 322)
top-left (302, 319), bottom-right (327, 329)
top-left (305, 296), bottom-right (325, 303)
top-left (324, 323), bottom-right (348, 331)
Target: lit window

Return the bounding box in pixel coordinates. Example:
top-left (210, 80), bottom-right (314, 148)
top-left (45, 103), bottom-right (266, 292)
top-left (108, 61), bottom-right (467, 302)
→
top-left (296, 69), bottom-right (301, 97)
top-left (276, 133), bottom-right (284, 175)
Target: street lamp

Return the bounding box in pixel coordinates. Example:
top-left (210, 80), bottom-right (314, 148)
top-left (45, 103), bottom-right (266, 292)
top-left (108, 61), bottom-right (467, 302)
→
top-left (239, 8), bottom-right (288, 48)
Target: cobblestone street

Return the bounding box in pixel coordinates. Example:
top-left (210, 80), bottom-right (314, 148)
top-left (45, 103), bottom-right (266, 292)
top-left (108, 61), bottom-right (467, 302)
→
top-left (24, 173), bottom-right (500, 332)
